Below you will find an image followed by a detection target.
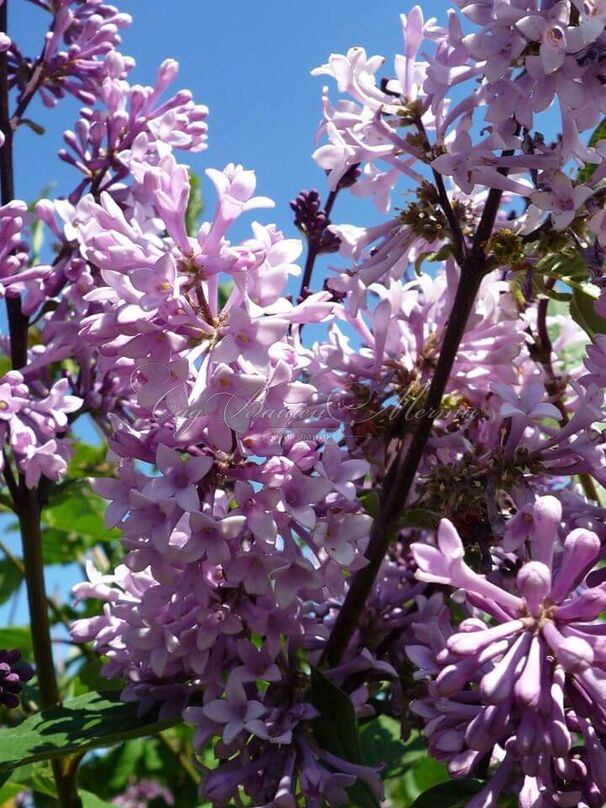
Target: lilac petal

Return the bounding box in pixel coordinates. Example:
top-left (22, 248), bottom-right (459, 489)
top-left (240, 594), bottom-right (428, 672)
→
top-left (514, 636), bottom-right (543, 708)
top-left (480, 632), bottom-right (532, 704)
top-left (517, 562), bottom-right (551, 617)
top-left (447, 619), bottom-right (524, 656)
top-left (550, 528), bottom-right (601, 602)
top-left (579, 717), bottom-right (606, 794)
top-left (530, 495), bottom-right (561, 567)
top-left (554, 587), bottom-right (606, 622)
top-left (543, 623), bottom-right (594, 672)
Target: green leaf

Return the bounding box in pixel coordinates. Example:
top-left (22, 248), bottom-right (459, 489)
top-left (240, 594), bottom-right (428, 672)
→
top-left (410, 779), bottom-right (484, 808)
top-left (360, 490), bottom-right (380, 519)
top-left (9, 762), bottom-right (58, 799)
top-left (185, 171), bottom-right (204, 236)
top-left (39, 490), bottom-right (120, 564)
top-left (310, 666), bottom-right (380, 808)
top-left (30, 763), bottom-right (58, 798)
top-left (570, 283), bottom-right (606, 338)
top-left (0, 627), bottom-right (33, 660)
top-left (80, 790), bottom-right (115, 808)
top-left (218, 280), bottom-right (234, 310)
top-left (589, 118), bottom-right (606, 147)
top-left (68, 658), bottom-right (123, 698)
top-left (577, 118), bottom-right (606, 182)
top-left (310, 666), bottom-right (362, 763)
top-left (397, 508), bottom-right (440, 530)
top-left (0, 690), bottom-right (179, 773)
top-left (0, 779), bottom-right (26, 803)
top-left (360, 715), bottom-right (407, 778)
top-left (0, 558), bottom-right (22, 605)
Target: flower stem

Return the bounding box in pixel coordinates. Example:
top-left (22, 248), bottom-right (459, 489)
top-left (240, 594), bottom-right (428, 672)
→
top-left (298, 188), bottom-right (337, 299)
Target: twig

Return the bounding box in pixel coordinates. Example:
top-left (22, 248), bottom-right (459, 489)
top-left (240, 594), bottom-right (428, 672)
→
top-left (11, 61), bottom-right (45, 130)
top-left (416, 118), bottom-right (468, 266)
top-left (158, 731), bottom-right (201, 785)
top-left (298, 189), bottom-right (337, 298)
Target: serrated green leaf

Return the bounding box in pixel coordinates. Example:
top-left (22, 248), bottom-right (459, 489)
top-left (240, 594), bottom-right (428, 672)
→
top-left (410, 779), bottom-right (483, 808)
top-left (0, 690), bottom-right (178, 773)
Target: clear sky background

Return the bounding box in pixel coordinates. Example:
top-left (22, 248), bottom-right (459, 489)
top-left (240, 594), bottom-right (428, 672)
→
top-left (10, 0), bottom-right (454, 225)
top-left (5, 0), bottom-right (459, 649)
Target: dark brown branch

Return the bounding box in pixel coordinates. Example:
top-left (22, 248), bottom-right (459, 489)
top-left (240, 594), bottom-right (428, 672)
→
top-left (321, 180), bottom-right (507, 667)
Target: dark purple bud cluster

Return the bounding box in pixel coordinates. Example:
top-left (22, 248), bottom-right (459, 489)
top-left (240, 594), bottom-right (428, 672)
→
top-left (0, 650), bottom-right (33, 709)
top-left (290, 190), bottom-right (341, 254)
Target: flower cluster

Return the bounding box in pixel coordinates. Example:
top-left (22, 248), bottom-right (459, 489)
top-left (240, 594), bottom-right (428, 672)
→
top-left (409, 504), bottom-right (606, 807)
top-left (2, 0), bottom-right (606, 805)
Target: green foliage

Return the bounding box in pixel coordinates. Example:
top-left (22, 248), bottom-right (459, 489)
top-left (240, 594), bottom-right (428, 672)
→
top-left (186, 171), bottom-right (204, 236)
top-left (79, 790), bottom-right (115, 807)
top-left (76, 726), bottom-right (204, 807)
top-left (0, 628), bottom-right (33, 662)
top-left (360, 717), bottom-right (451, 807)
top-left (577, 117), bottom-right (606, 182)
top-left (218, 280), bottom-right (234, 310)
top-left (310, 666), bottom-right (381, 808)
top-left (39, 492), bottom-right (119, 566)
top-left (409, 779), bottom-right (484, 807)
top-left (570, 283), bottom-right (606, 339)
top-left (0, 558), bottom-right (23, 605)
top-left (0, 690), bottom-right (178, 774)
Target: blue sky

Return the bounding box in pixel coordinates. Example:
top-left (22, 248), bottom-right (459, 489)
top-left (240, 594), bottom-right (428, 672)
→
top-left (10, 0), bottom-right (453, 223)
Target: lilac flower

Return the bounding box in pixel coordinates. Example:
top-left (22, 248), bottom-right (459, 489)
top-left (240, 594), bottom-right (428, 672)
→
top-left (179, 511), bottom-right (246, 565)
top-left (197, 676), bottom-right (266, 745)
top-left (409, 510), bottom-right (606, 805)
top-left (491, 381), bottom-right (562, 457)
top-left (530, 173), bottom-right (593, 230)
top-left (144, 444), bottom-right (213, 511)
top-left (581, 334), bottom-right (606, 388)
top-left (114, 780), bottom-right (174, 808)
top-left (516, 3), bottom-right (572, 75)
